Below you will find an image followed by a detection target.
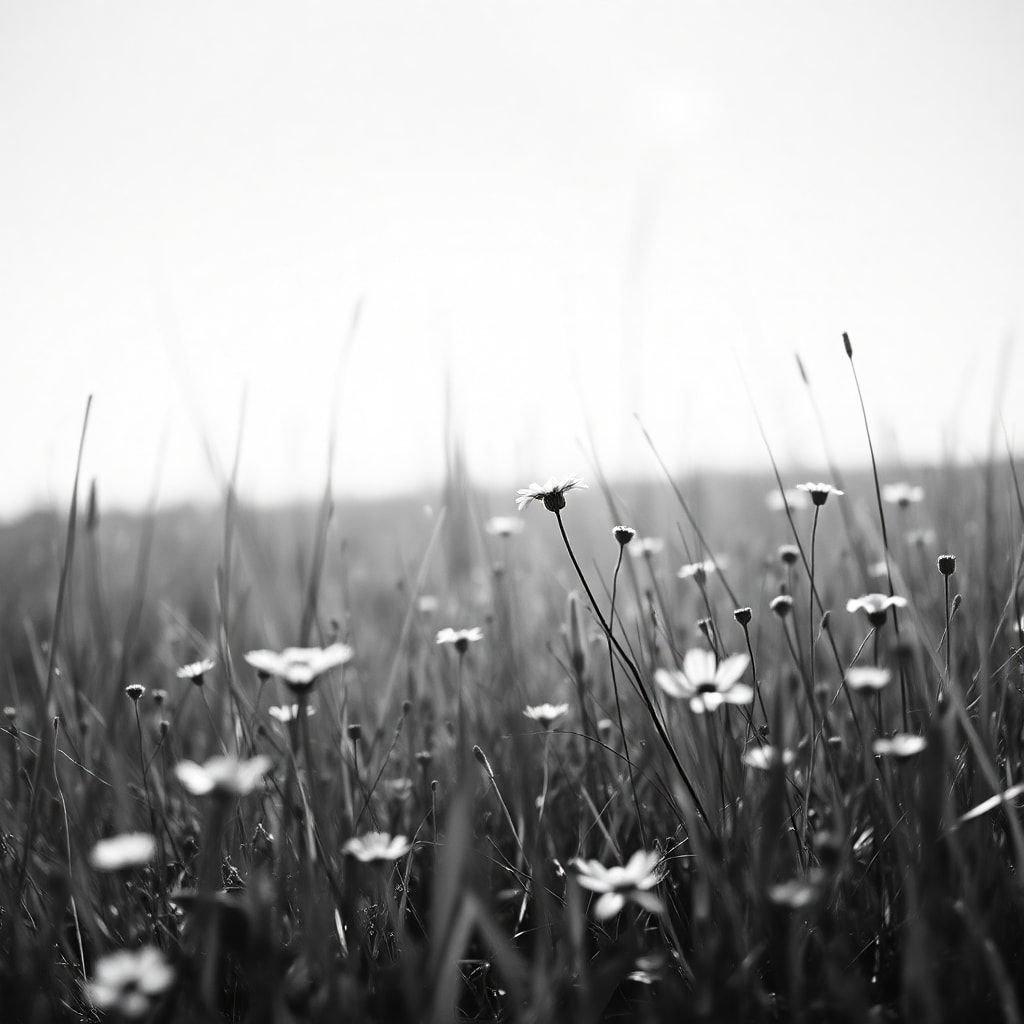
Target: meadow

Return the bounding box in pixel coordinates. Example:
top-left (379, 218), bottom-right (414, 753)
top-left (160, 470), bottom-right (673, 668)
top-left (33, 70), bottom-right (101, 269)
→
top-left (2, 342), bottom-right (1024, 1022)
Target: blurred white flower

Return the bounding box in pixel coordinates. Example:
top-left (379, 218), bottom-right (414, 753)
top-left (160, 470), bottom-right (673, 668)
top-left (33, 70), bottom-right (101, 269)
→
top-left (873, 734), bottom-right (927, 759)
top-left (89, 833), bottom-right (157, 872)
top-left (845, 667), bottom-right (892, 692)
top-left (572, 850), bottom-right (664, 920)
top-left (907, 528), bottom-right (937, 546)
top-left (882, 483), bottom-right (924, 507)
top-left (268, 704), bottom-right (316, 724)
top-left (868, 560), bottom-right (889, 580)
top-left (846, 593), bottom-right (907, 624)
top-left (175, 657), bottom-right (216, 683)
top-left (677, 559), bottom-right (717, 581)
top-left (742, 745), bottom-right (795, 771)
top-left (343, 831), bottom-right (412, 863)
top-left (654, 649), bottom-right (752, 714)
top-left (523, 703), bottom-right (569, 729)
top-left (515, 476), bottom-right (587, 512)
top-left (243, 644), bottom-right (352, 689)
top-left (175, 755), bottom-right (271, 798)
top-left (629, 537), bottom-right (665, 558)
top-left (485, 516), bottom-right (525, 537)
top-left (436, 627), bottom-right (483, 652)
top-left (417, 594), bottom-right (439, 614)
top-left (85, 946), bottom-right (174, 1019)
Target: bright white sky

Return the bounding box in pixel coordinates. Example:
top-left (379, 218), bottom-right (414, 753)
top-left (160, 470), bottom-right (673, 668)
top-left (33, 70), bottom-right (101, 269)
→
top-left (2, 1), bottom-right (1022, 516)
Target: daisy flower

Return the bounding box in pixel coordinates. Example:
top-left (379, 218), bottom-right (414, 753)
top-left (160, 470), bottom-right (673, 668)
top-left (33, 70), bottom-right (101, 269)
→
top-left (796, 482), bottom-right (844, 507)
top-left (846, 593), bottom-right (907, 626)
top-left (524, 703), bottom-right (569, 729)
top-left (343, 831), bottom-right (413, 863)
top-left (515, 476), bottom-right (587, 513)
top-left (882, 483), bottom-right (925, 507)
top-left (176, 657), bottom-right (216, 685)
top-left (572, 850), bottom-right (664, 920)
top-left (175, 754), bottom-right (271, 798)
top-left (89, 833), bottom-right (157, 872)
top-left (85, 946), bottom-right (175, 1020)
top-left (268, 704), bottom-right (316, 724)
top-left (845, 666), bottom-right (892, 692)
top-left (243, 644), bottom-right (352, 690)
top-left (485, 516), bottom-right (525, 537)
top-left (436, 627), bottom-right (483, 653)
top-left (677, 559), bottom-right (717, 582)
top-left (872, 734), bottom-right (927, 759)
top-left (654, 649), bottom-right (752, 714)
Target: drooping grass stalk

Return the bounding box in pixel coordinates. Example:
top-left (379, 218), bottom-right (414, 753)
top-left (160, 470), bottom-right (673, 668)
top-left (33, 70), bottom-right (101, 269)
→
top-left (551, 508), bottom-right (710, 827)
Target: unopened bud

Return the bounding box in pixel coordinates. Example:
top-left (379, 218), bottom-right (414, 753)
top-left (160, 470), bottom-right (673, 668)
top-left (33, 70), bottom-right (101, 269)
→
top-left (937, 554), bottom-right (956, 577)
top-left (733, 607), bottom-right (752, 627)
top-left (613, 525), bottom-right (637, 546)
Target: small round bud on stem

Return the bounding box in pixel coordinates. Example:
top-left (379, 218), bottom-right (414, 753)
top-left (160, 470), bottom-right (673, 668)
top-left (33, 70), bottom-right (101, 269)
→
top-left (347, 724), bottom-right (362, 743)
top-left (937, 554), bottom-right (956, 577)
top-left (697, 618), bottom-right (714, 643)
top-left (125, 684), bottom-right (145, 703)
top-left (733, 607), bottom-right (752, 627)
top-left (613, 525), bottom-right (637, 546)
top-left (159, 719), bottom-right (170, 738)
top-left (843, 331), bottom-right (853, 358)
top-left (770, 595), bottom-right (794, 619)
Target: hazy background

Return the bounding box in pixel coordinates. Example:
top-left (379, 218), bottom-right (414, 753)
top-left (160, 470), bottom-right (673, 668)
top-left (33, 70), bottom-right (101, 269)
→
top-left (2, 1), bottom-right (1022, 519)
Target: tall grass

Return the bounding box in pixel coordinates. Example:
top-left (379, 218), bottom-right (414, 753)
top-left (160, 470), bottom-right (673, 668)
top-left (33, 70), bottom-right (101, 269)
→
top-left (2, 348), bottom-right (1024, 1023)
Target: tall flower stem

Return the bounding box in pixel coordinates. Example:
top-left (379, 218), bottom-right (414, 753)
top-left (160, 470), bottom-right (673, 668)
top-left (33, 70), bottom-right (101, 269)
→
top-left (553, 509), bottom-right (710, 828)
top-left (808, 506), bottom-right (820, 698)
top-left (607, 545), bottom-right (647, 846)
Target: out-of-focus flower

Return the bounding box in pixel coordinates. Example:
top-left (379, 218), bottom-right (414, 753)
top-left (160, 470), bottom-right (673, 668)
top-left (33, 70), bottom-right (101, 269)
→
top-left (89, 833), bottom-right (157, 872)
top-left (417, 595), bottom-right (439, 614)
top-left (770, 595), bottom-right (794, 618)
top-left (176, 658), bottom-right (216, 684)
top-left (268, 704), bottom-right (316, 724)
top-left (882, 483), bottom-right (924, 507)
top-left (524, 703), bottom-right (569, 729)
top-left (485, 516), bottom-right (525, 537)
top-left (572, 850), bottom-right (664, 920)
top-left (85, 946), bottom-right (175, 1019)
top-left (768, 874), bottom-right (824, 909)
top-left (383, 778), bottom-right (414, 802)
top-left (845, 667), bottom-right (892, 692)
top-left (243, 644), bottom-right (352, 689)
top-left (343, 831), bottom-right (412, 863)
top-left (742, 745), bottom-right (795, 771)
top-left (767, 488), bottom-right (810, 513)
top-left (515, 476), bottom-right (587, 513)
top-left (868, 560), bottom-right (889, 580)
top-left (777, 545), bottom-right (800, 566)
top-left (846, 593), bottom-right (907, 626)
top-left (629, 537), bottom-right (664, 558)
top-left (436, 627), bottom-right (483, 653)
top-left (175, 755), bottom-right (271, 798)
top-left (907, 528), bottom-right (936, 547)
top-left (796, 482), bottom-right (844, 506)
top-left (654, 649), bottom-right (752, 714)
top-left (677, 559), bottom-right (717, 582)
top-left (873, 734), bottom-right (927, 759)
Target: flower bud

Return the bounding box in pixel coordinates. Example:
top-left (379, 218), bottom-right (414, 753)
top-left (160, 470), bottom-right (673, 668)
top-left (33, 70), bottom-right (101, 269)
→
top-left (733, 607), bottom-right (752, 627)
top-left (937, 554), bottom-right (956, 577)
top-left (613, 525), bottom-right (637, 546)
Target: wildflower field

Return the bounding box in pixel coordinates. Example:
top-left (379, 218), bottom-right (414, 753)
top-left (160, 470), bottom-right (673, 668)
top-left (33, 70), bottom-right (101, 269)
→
top-left (3, 343), bottom-right (1024, 1023)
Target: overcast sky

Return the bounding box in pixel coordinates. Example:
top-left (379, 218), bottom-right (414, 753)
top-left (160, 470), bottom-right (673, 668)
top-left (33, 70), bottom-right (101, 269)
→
top-left (2, 1), bottom-right (1022, 516)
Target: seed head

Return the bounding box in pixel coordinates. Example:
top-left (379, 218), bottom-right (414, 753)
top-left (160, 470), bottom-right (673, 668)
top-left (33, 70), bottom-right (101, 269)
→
top-left (733, 607), bottom-right (752, 627)
top-left (613, 525), bottom-right (637, 546)
top-left (125, 684), bottom-right (145, 703)
top-left (937, 554), bottom-right (956, 577)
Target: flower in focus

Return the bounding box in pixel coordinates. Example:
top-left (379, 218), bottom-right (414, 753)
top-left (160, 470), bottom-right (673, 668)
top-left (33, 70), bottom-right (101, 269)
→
top-left (343, 831), bottom-right (413, 863)
top-left (846, 593), bottom-right (907, 626)
top-left (629, 537), bottom-right (665, 558)
top-left (845, 667), bottom-right (892, 692)
top-left (572, 850), bottom-right (664, 920)
top-left (796, 482), bottom-right (844, 506)
top-left (175, 755), bottom-right (271, 798)
top-left (486, 516), bottom-right (525, 537)
top-left (175, 657), bottom-right (216, 684)
top-left (515, 476), bottom-right (587, 512)
top-left (882, 483), bottom-right (924, 507)
top-left (873, 734), bottom-right (927, 759)
top-left (677, 559), bottom-right (717, 582)
top-left (767, 488), bottom-right (810, 513)
top-left (85, 946), bottom-right (175, 1019)
top-left (524, 702), bottom-right (569, 729)
top-left (436, 627), bottom-right (484, 654)
top-left (268, 704), bottom-right (316, 724)
top-left (243, 644), bottom-right (353, 690)
top-left (654, 649), bottom-right (752, 714)
top-left (742, 745), bottom-right (796, 771)
top-left (613, 525), bottom-right (637, 546)
top-left (89, 833), bottom-right (157, 872)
